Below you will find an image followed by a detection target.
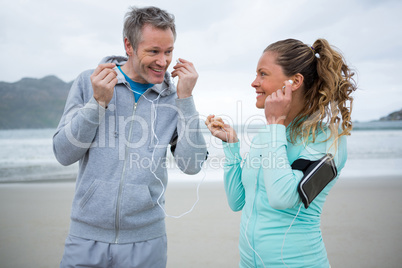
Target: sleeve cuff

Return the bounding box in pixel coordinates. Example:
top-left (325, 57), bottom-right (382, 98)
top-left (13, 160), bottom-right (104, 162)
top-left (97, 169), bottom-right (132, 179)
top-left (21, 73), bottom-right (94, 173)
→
top-left (223, 141), bottom-right (242, 163)
top-left (175, 96), bottom-right (197, 117)
top-left (81, 97), bottom-right (106, 125)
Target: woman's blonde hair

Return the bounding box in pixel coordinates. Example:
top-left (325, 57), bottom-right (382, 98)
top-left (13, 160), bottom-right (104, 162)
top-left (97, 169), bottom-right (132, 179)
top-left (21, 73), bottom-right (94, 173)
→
top-left (264, 38), bottom-right (357, 149)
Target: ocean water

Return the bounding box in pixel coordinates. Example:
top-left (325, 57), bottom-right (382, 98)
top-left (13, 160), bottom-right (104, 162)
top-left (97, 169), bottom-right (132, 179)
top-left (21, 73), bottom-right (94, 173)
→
top-left (0, 121), bottom-right (401, 183)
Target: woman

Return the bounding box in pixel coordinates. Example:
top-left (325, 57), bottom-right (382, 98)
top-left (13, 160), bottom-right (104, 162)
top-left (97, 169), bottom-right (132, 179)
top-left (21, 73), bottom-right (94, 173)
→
top-left (206, 38), bottom-right (357, 267)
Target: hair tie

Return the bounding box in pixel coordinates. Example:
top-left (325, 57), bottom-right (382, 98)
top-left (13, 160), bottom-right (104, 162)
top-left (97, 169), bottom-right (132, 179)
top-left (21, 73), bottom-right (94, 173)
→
top-left (309, 46), bottom-right (319, 58)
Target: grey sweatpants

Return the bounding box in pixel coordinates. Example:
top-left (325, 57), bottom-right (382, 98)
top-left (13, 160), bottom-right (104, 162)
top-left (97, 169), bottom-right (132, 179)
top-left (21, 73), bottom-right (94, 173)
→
top-left (60, 235), bottom-right (167, 268)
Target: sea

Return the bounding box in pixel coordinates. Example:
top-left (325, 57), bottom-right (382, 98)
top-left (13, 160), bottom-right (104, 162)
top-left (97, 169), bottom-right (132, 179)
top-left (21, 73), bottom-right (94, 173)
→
top-left (0, 121), bottom-right (401, 183)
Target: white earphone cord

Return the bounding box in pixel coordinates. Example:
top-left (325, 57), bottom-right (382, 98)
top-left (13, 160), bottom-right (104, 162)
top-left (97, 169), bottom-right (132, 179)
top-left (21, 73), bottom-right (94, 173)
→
top-left (125, 83), bottom-right (206, 219)
top-left (221, 128), bottom-right (266, 267)
top-left (221, 126), bottom-right (303, 267)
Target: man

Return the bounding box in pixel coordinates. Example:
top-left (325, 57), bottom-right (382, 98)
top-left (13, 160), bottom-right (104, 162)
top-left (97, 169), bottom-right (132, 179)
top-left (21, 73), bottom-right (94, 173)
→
top-left (53, 6), bottom-right (208, 267)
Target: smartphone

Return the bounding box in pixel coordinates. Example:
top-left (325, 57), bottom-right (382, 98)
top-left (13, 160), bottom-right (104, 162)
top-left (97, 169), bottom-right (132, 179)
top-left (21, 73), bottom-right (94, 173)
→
top-left (293, 154), bottom-right (337, 209)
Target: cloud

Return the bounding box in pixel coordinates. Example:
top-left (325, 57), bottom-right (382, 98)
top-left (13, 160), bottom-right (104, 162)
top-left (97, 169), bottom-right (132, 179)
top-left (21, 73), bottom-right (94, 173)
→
top-left (0, 0), bottom-right (401, 121)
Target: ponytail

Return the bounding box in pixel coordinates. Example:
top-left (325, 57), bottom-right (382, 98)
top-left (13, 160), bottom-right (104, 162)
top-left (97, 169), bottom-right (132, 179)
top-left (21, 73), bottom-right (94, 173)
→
top-left (265, 38), bottom-right (357, 150)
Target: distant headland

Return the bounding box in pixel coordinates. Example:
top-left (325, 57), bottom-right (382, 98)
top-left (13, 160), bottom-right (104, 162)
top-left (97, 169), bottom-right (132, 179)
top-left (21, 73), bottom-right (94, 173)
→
top-left (0, 75), bottom-right (401, 129)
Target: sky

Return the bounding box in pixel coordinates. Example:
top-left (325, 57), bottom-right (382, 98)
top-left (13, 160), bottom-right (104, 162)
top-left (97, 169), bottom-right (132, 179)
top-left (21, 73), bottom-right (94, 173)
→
top-left (1, 0), bottom-right (401, 122)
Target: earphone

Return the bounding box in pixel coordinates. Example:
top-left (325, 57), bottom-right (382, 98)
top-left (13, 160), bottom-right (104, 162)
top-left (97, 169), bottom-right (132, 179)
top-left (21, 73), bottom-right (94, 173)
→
top-left (281, 79), bottom-right (294, 92)
top-left (120, 76), bottom-right (206, 219)
top-left (219, 127), bottom-right (267, 267)
top-left (145, 90), bottom-right (206, 218)
top-left (281, 203), bottom-right (303, 267)
top-left (220, 112), bottom-right (303, 268)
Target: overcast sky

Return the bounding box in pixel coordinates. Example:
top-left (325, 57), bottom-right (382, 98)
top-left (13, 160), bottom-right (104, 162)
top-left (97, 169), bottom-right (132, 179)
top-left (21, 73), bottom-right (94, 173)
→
top-left (1, 0), bottom-right (401, 122)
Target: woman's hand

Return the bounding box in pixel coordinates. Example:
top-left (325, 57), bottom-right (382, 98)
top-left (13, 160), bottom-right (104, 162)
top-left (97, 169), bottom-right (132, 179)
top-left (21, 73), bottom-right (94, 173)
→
top-left (205, 115), bottom-right (238, 143)
top-left (264, 80), bottom-right (293, 125)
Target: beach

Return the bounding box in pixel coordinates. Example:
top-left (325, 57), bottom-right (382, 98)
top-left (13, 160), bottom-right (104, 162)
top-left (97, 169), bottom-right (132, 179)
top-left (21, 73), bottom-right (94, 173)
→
top-left (0, 176), bottom-right (401, 268)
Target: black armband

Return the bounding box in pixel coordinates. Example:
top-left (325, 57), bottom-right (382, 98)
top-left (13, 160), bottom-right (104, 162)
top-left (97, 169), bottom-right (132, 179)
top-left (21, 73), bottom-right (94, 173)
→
top-left (291, 154), bottom-right (337, 209)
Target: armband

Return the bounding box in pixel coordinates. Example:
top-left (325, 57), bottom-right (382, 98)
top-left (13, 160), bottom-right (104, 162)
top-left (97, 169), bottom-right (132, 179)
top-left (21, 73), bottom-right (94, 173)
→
top-left (291, 154), bottom-right (337, 209)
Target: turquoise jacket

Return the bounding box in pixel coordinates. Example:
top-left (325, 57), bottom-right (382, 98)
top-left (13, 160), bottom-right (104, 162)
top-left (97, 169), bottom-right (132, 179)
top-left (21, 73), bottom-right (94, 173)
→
top-left (223, 124), bottom-right (347, 268)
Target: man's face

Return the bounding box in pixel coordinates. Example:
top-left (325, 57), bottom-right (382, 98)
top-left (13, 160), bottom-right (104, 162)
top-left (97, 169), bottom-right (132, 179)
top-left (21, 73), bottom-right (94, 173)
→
top-left (128, 24), bottom-right (174, 84)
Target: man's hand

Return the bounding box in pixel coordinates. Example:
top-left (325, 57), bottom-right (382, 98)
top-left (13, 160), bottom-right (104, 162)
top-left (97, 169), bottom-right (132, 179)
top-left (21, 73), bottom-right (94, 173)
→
top-left (90, 63), bottom-right (118, 108)
top-left (171, 58), bottom-right (198, 99)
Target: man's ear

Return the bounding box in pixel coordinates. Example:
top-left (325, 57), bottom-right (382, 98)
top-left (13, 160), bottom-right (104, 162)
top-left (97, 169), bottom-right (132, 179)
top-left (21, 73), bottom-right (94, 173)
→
top-left (124, 38), bottom-right (134, 57)
top-left (290, 73), bottom-right (304, 91)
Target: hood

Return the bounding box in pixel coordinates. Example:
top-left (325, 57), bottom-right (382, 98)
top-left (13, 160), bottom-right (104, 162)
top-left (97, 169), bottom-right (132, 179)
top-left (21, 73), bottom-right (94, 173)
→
top-left (99, 55), bottom-right (176, 97)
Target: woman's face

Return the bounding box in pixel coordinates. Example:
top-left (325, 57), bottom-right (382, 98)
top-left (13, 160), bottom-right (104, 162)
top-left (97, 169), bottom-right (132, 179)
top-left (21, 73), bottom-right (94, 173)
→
top-left (251, 51), bottom-right (289, 109)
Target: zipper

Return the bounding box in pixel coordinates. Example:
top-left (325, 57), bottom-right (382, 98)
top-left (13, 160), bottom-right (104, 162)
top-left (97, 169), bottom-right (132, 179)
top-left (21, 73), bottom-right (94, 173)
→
top-left (252, 169), bottom-right (259, 267)
top-left (114, 101), bottom-right (138, 243)
top-left (112, 83), bottom-right (158, 243)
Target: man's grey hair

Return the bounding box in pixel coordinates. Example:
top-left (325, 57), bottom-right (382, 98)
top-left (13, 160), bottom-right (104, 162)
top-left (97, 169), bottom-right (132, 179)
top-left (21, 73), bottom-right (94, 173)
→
top-left (123, 6), bottom-right (176, 52)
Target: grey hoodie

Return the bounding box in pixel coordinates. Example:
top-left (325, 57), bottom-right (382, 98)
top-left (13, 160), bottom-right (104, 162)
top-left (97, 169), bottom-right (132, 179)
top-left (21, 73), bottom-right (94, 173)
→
top-left (53, 56), bottom-right (208, 244)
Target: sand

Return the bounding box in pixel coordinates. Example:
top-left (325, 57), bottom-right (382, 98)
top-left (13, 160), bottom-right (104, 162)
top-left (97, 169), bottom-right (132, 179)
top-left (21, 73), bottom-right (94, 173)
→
top-left (0, 177), bottom-right (401, 268)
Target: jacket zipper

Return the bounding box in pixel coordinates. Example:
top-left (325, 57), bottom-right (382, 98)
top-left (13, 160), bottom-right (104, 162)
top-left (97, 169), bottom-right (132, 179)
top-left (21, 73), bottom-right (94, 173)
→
top-left (252, 167), bottom-right (261, 267)
top-left (113, 83), bottom-right (155, 243)
top-left (114, 101), bottom-right (138, 243)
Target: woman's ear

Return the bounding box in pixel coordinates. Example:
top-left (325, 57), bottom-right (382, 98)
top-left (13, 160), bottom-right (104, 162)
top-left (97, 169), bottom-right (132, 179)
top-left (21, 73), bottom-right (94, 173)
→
top-left (290, 73), bottom-right (304, 91)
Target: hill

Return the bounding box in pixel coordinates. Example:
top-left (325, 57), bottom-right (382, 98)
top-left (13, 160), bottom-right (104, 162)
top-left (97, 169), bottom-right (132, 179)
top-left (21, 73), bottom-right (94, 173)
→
top-left (0, 76), bottom-right (401, 129)
top-left (0, 76), bottom-right (73, 129)
top-left (380, 108), bottom-right (402, 121)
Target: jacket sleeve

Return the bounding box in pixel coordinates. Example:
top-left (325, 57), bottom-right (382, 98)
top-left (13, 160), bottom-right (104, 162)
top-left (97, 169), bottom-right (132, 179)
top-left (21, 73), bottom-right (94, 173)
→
top-left (259, 124), bottom-right (346, 210)
top-left (170, 96), bottom-right (208, 175)
top-left (223, 141), bottom-right (245, 212)
top-left (53, 73), bottom-right (106, 166)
